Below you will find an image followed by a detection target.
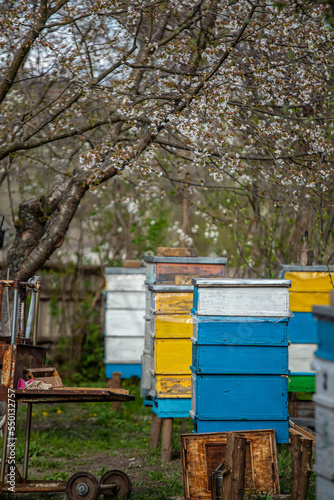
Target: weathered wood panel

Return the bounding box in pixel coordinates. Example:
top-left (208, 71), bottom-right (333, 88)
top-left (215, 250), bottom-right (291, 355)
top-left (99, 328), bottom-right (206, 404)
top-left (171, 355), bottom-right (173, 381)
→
top-left (106, 291), bottom-right (145, 309)
top-left (193, 286), bottom-right (290, 317)
top-left (104, 309), bottom-right (145, 336)
top-left (181, 430), bottom-right (280, 500)
top-left (104, 336), bottom-right (145, 363)
top-left (288, 344), bottom-right (316, 373)
top-left (192, 344), bottom-right (288, 374)
top-left (154, 314), bottom-right (192, 338)
top-left (191, 373), bottom-right (287, 420)
top-left (150, 375), bottom-right (191, 398)
top-left (155, 292), bottom-right (193, 314)
top-left (154, 338), bottom-right (192, 374)
top-left (192, 316), bottom-right (288, 345)
top-left (156, 263), bottom-right (225, 284)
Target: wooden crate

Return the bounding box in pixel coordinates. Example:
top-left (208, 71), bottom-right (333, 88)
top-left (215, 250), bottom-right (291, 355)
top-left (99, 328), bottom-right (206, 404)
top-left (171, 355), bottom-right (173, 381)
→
top-left (190, 372), bottom-right (288, 420)
top-left (181, 430), bottom-right (280, 500)
top-left (192, 279), bottom-right (290, 317)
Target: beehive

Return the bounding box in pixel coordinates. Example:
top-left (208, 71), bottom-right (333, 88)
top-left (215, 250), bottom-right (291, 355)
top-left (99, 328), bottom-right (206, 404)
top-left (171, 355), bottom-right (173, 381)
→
top-left (312, 305), bottom-right (334, 492)
top-left (104, 267), bottom-right (146, 378)
top-left (191, 278), bottom-right (291, 443)
top-left (280, 265), bottom-right (334, 393)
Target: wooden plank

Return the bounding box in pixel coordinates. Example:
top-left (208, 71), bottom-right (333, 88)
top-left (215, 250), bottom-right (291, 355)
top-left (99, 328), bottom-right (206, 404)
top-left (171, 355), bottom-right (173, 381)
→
top-left (287, 312), bottom-right (317, 343)
top-left (192, 344), bottom-right (288, 375)
top-left (287, 375), bottom-right (315, 393)
top-left (193, 287), bottom-right (290, 317)
top-left (104, 309), bottom-right (145, 336)
top-left (157, 247), bottom-right (198, 257)
top-left (288, 344), bottom-right (316, 373)
top-left (123, 259), bottom-right (140, 267)
top-left (105, 273), bottom-right (145, 291)
top-left (156, 263), bottom-right (225, 284)
top-left (191, 373), bottom-right (287, 420)
top-left (154, 338), bottom-right (192, 374)
top-left (105, 291), bottom-right (145, 309)
top-left (151, 374), bottom-right (191, 398)
top-left (289, 291), bottom-right (330, 312)
top-left (193, 317), bottom-right (288, 346)
top-left (285, 271), bottom-right (334, 292)
top-left (289, 422), bottom-right (316, 443)
top-left (155, 292), bottom-right (193, 314)
top-left (104, 336), bottom-right (145, 363)
top-left (181, 430), bottom-right (280, 500)
top-left (154, 314), bottom-right (192, 338)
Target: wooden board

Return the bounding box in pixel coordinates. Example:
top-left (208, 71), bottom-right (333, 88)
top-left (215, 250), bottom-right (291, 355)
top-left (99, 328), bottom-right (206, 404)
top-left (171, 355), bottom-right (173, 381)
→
top-left (192, 316), bottom-right (288, 346)
top-left (105, 273), bottom-right (146, 291)
top-left (105, 291), bottom-right (145, 309)
top-left (284, 271), bottom-right (334, 292)
top-left (155, 292), bottom-right (193, 314)
top-left (153, 338), bottom-right (192, 374)
top-left (288, 312), bottom-right (317, 343)
top-left (191, 373), bottom-right (287, 420)
top-left (181, 430), bottom-right (280, 499)
top-left (288, 344), bottom-right (316, 373)
top-left (104, 309), bottom-right (145, 337)
top-left (104, 336), bottom-right (145, 363)
top-left (193, 286), bottom-right (290, 317)
top-left (192, 344), bottom-right (288, 374)
top-left (151, 397), bottom-right (191, 418)
top-left (154, 314), bottom-right (192, 338)
top-left (156, 263), bottom-right (225, 284)
top-left (150, 374), bottom-right (191, 398)
top-left (289, 291), bottom-right (330, 312)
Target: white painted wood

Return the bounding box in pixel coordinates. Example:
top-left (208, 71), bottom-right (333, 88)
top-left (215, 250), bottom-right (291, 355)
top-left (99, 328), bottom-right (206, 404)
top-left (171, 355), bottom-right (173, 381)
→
top-left (316, 475), bottom-right (334, 500)
top-left (105, 273), bottom-right (145, 291)
top-left (193, 278), bottom-right (290, 287)
top-left (313, 358), bottom-right (334, 401)
top-left (288, 344), bottom-right (316, 373)
top-left (106, 291), bottom-right (145, 309)
top-left (195, 286), bottom-right (290, 317)
top-left (104, 336), bottom-right (145, 363)
top-left (140, 350), bottom-right (153, 395)
top-left (104, 309), bottom-right (145, 336)
top-left (313, 395), bottom-right (334, 481)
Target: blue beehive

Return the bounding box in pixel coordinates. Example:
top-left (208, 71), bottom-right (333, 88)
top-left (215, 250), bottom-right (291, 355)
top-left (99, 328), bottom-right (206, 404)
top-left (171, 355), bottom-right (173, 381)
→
top-left (191, 278), bottom-right (291, 444)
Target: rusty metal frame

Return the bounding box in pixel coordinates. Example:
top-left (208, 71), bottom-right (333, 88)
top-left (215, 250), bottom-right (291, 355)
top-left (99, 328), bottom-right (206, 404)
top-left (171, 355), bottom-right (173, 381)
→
top-left (0, 276), bottom-right (135, 495)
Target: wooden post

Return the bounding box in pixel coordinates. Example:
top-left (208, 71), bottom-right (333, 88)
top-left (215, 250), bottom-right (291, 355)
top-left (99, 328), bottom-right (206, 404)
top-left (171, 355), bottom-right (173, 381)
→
top-left (290, 434), bottom-right (312, 500)
top-left (107, 372), bottom-right (122, 412)
top-left (161, 418), bottom-right (173, 463)
top-left (150, 413), bottom-right (162, 449)
top-left (221, 433), bottom-right (247, 500)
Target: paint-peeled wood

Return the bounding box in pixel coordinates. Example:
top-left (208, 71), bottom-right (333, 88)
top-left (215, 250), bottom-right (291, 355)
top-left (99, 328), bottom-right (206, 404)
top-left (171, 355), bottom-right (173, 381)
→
top-left (104, 336), bottom-right (145, 363)
top-left (193, 286), bottom-right (290, 317)
top-left (156, 263), bottom-right (225, 284)
top-left (288, 344), bottom-right (316, 373)
top-left (150, 375), bottom-right (191, 398)
top-left (155, 292), bottom-right (193, 314)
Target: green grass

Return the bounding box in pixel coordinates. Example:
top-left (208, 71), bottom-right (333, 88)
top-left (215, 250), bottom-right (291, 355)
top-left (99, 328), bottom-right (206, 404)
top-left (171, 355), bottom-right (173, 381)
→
top-left (0, 378), bottom-right (317, 499)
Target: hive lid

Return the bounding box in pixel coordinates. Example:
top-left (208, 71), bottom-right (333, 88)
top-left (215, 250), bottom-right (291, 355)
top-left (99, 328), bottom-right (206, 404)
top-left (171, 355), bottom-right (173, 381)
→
top-left (192, 278), bottom-right (291, 288)
top-left (105, 267), bottom-right (146, 274)
top-left (280, 265), bottom-right (334, 273)
top-left (147, 285), bottom-right (193, 292)
top-left (144, 256), bottom-right (227, 264)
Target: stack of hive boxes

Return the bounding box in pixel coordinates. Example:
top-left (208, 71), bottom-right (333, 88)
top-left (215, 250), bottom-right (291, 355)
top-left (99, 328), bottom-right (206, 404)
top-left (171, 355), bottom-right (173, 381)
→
top-left (312, 296), bottom-right (334, 499)
top-left (190, 278), bottom-right (291, 443)
top-left (140, 254), bottom-right (227, 418)
top-left (280, 265), bottom-right (334, 394)
top-left (104, 267), bottom-right (146, 379)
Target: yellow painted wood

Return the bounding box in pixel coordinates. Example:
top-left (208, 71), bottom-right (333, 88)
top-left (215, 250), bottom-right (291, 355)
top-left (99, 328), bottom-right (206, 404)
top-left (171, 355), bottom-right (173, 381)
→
top-left (154, 375), bottom-right (191, 398)
top-left (154, 338), bottom-right (192, 374)
top-left (155, 315), bottom-right (193, 338)
top-left (285, 272), bottom-right (334, 292)
top-left (289, 291), bottom-right (331, 312)
top-left (155, 292), bottom-right (193, 313)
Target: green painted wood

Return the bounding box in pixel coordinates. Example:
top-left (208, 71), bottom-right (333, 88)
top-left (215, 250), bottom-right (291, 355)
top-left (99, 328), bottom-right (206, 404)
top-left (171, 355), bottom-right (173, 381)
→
top-left (287, 375), bottom-right (315, 393)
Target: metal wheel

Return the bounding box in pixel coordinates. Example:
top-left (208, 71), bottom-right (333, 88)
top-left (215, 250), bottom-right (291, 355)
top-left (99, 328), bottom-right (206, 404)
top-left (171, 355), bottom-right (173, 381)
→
top-left (66, 471), bottom-right (99, 500)
top-left (100, 469), bottom-right (132, 499)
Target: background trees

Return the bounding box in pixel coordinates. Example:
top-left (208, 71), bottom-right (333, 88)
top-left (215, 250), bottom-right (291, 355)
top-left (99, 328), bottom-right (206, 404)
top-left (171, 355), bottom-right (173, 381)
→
top-left (0, 0), bottom-right (333, 279)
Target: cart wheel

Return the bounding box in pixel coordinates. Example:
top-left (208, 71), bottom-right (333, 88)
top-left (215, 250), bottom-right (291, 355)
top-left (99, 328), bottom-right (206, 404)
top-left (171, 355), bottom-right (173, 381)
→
top-left (99, 469), bottom-right (132, 499)
top-left (66, 471), bottom-right (99, 500)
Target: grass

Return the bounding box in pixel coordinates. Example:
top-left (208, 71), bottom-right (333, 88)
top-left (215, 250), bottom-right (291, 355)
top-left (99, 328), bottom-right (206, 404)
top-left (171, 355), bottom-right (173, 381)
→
top-left (0, 378), bottom-right (317, 499)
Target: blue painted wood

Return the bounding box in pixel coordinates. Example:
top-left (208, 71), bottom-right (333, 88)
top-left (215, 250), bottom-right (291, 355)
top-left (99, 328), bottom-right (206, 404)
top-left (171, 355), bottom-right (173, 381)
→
top-left (191, 344), bottom-right (288, 374)
top-left (191, 417), bottom-right (289, 444)
top-left (315, 315), bottom-right (334, 362)
top-left (288, 312), bottom-right (317, 343)
top-left (191, 373), bottom-right (287, 420)
top-left (105, 363), bottom-right (142, 379)
top-left (191, 316), bottom-right (288, 346)
top-left (151, 397), bottom-right (191, 418)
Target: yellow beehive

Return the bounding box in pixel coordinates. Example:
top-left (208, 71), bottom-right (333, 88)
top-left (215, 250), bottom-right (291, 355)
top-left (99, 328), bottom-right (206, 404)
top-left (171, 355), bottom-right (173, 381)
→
top-left (285, 271), bottom-right (333, 312)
